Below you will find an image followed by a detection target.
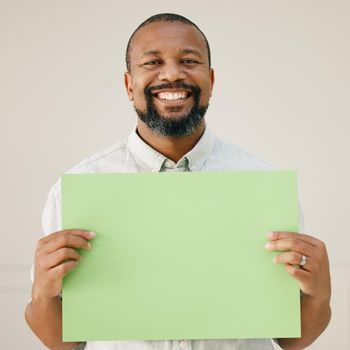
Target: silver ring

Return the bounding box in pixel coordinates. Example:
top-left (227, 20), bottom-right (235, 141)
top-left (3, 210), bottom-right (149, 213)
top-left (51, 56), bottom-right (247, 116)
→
top-left (299, 254), bottom-right (308, 267)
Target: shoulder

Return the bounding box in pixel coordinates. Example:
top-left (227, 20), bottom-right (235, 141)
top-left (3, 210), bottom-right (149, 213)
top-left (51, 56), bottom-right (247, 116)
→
top-left (46, 139), bottom-right (129, 201)
top-left (206, 135), bottom-right (275, 171)
top-left (67, 139), bottom-right (129, 174)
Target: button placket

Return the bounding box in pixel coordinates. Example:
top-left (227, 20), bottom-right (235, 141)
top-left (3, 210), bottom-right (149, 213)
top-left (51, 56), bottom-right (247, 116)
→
top-left (178, 340), bottom-right (187, 349)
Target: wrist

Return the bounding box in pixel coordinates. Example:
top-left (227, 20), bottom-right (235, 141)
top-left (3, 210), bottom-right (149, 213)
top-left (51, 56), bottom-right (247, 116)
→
top-left (31, 286), bottom-right (61, 306)
top-left (302, 293), bottom-right (331, 308)
top-left (32, 278), bottom-right (62, 298)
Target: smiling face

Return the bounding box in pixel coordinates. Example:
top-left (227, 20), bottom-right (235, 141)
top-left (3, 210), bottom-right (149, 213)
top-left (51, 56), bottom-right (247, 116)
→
top-left (124, 21), bottom-right (214, 137)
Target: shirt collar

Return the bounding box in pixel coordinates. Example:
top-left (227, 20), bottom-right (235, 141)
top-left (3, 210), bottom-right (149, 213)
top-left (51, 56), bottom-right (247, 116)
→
top-left (185, 127), bottom-right (215, 171)
top-left (128, 129), bottom-right (166, 172)
top-left (127, 127), bottom-right (215, 172)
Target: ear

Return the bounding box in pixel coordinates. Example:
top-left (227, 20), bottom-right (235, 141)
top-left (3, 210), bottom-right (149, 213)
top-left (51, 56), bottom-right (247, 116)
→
top-left (124, 71), bottom-right (134, 101)
top-left (209, 68), bottom-right (215, 97)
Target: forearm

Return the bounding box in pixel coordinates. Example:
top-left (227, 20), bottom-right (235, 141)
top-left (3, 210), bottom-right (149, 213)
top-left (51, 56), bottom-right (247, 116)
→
top-left (25, 295), bottom-right (81, 350)
top-left (277, 295), bottom-right (331, 350)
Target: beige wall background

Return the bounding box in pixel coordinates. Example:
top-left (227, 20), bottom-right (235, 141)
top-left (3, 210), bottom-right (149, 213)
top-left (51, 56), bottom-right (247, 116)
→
top-left (1, 0), bottom-right (349, 348)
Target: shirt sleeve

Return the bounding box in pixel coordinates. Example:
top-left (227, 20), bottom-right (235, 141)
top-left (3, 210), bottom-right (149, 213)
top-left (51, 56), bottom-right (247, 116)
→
top-left (30, 180), bottom-right (62, 285)
top-left (42, 179), bottom-right (62, 236)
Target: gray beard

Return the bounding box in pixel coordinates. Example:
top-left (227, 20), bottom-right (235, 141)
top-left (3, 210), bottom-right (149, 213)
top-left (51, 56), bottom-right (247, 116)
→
top-left (134, 83), bottom-right (208, 137)
top-left (135, 105), bottom-right (208, 137)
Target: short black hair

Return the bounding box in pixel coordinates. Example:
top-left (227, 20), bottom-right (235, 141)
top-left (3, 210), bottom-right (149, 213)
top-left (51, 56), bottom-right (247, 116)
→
top-left (125, 13), bottom-right (211, 71)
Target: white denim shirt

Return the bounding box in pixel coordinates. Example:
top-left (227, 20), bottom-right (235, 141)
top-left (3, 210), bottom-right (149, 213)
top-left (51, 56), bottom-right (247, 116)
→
top-left (41, 127), bottom-right (280, 350)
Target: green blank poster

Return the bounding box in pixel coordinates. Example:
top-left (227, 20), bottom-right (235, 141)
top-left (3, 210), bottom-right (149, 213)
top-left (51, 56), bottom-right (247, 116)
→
top-left (61, 171), bottom-right (300, 341)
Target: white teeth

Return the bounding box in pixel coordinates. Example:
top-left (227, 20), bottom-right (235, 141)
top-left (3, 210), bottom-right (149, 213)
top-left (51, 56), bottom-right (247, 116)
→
top-left (157, 91), bottom-right (188, 101)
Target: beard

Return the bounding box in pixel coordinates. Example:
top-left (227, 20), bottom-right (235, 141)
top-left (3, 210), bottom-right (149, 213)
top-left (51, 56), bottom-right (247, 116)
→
top-left (134, 82), bottom-right (209, 137)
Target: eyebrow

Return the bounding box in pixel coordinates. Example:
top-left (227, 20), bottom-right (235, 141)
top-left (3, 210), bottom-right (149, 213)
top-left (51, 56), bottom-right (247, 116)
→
top-left (180, 48), bottom-right (203, 57)
top-left (141, 48), bottom-right (204, 59)
top-left (141, 50), bottom-right (162, 58)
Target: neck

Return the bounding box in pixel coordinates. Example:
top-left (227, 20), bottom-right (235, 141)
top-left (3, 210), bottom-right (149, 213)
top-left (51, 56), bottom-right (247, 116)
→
top-left (136, 120), bottom-right (206, 163)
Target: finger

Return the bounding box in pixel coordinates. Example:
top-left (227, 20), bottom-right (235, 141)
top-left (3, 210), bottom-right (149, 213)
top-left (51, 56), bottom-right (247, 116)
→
top-left (42, 232), bottom-right (95, 254)
top-left (284, 263), bottom-right (314, 296)
top-left (266, 231), bottom-right (319, 247)
top-left (274, 252), bottom-right (312, 272)
top-left (43, 247), bottom-right (82, 270)
top-left (38, 229), bottom-right (96, 246)
top-left (49, 260), bottom-right (77, 279)
top-left (265, 238), bottom-right (314, 256)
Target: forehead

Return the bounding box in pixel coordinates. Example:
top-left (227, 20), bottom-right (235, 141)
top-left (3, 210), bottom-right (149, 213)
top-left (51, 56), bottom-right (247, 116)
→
top-left (130, 21), bottom-right (208, 60)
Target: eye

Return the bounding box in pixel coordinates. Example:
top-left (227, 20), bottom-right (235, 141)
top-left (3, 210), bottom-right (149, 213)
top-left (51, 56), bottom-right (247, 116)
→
top-left (144, 60), bottom-right (162, 66)
top-left (182, 59), bottom-right (199, 64)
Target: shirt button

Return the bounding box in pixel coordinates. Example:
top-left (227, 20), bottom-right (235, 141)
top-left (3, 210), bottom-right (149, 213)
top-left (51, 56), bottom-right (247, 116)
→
top-left (179, 340), bottom-right (186, 349)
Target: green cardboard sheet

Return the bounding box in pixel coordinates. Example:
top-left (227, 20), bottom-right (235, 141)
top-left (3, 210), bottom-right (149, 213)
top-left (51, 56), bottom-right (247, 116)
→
top-left (61, 171), bottom-right (300, 341)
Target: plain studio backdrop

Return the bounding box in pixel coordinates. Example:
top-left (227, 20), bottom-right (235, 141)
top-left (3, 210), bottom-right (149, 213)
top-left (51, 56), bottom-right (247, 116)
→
top-left (0, 1), bottom-right (349, 349)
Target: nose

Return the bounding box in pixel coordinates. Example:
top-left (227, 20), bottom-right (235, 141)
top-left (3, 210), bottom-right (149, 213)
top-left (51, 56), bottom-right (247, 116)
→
top-left (158, 61), bottom-right (186, 82)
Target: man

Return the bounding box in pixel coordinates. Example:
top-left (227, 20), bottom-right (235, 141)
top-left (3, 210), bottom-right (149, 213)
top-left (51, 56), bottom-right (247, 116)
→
top-left (25, 13), bottom-right (331, 350)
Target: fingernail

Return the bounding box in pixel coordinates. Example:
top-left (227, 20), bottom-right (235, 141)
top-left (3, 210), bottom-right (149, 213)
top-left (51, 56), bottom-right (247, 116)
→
top-left (266, 232), bottom-right (275, 239)
top-left (87, 242), bottom-right (92, 249)
top-left (265, 242), bottom-right (272, 249)
top-left (88, 231), bottom-right (96, 238)
top-left (273, 256), bottom-right (277, 264)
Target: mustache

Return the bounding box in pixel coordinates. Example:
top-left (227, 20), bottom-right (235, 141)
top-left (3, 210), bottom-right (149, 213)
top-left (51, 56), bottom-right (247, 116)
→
top-left (144, 82), bottom-right (198, 95)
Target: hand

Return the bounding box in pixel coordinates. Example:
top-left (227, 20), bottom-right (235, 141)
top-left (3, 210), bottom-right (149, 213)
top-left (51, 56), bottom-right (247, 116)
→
top-left (32, 229), bottom-right (96, 300)
top-left (265, 231), bottom-right (331, 303)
